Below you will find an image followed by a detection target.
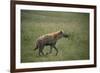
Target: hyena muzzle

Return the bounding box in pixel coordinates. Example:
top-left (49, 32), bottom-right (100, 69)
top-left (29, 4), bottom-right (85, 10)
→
top-left (34, 30), bottom-right (69, 56)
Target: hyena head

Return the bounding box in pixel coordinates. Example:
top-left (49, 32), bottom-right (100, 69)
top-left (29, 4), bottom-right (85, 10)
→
top-left (58, 30), bottom-right (69, 38)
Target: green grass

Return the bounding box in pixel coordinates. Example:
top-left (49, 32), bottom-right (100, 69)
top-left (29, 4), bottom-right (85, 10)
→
top-left (21, 10), bottom-right (89, 63)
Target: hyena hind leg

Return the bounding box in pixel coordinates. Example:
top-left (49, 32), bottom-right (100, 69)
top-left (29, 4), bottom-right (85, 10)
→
top-left (38, 48), bottom-right (45, 56)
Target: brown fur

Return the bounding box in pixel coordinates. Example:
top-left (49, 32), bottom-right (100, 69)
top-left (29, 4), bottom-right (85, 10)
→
top-left (34, 30), bottom-right (68, 56)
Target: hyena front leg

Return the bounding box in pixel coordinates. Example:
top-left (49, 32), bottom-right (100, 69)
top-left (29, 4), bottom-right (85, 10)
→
top-left (53, 46), bottom-right (58, 56)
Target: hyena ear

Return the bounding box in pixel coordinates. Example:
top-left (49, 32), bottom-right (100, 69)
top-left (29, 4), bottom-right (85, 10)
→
top-left (59, 30), bottom-right (64, 34)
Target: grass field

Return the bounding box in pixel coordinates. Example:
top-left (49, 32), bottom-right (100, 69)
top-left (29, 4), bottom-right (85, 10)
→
top-left (21, 10), bottom-right (89, 63)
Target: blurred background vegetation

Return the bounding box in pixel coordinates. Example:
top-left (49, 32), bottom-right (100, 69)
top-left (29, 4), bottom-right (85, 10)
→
top-left (21, 10), bottom-right (89, 63)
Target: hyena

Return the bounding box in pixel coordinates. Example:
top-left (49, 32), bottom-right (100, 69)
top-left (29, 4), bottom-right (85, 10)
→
top-left (34, 30), bottom-right (69, 56)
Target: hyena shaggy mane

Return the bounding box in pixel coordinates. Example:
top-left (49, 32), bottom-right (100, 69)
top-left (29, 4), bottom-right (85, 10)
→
top-left (34, 30), bottom-right (69, 56)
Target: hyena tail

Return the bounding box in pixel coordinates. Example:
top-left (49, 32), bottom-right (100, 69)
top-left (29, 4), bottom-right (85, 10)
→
top-left (34, 40), bottom-right (41, 51)
top-left (34, 44), bottom-right (38, 51)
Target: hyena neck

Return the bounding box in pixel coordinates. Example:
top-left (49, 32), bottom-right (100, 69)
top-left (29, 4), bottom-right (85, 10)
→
top-left (53, 32), bottom-right (62, 40)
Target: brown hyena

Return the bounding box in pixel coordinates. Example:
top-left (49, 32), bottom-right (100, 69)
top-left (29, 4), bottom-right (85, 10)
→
top-left (34, 30), bottom-right (69, 56)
